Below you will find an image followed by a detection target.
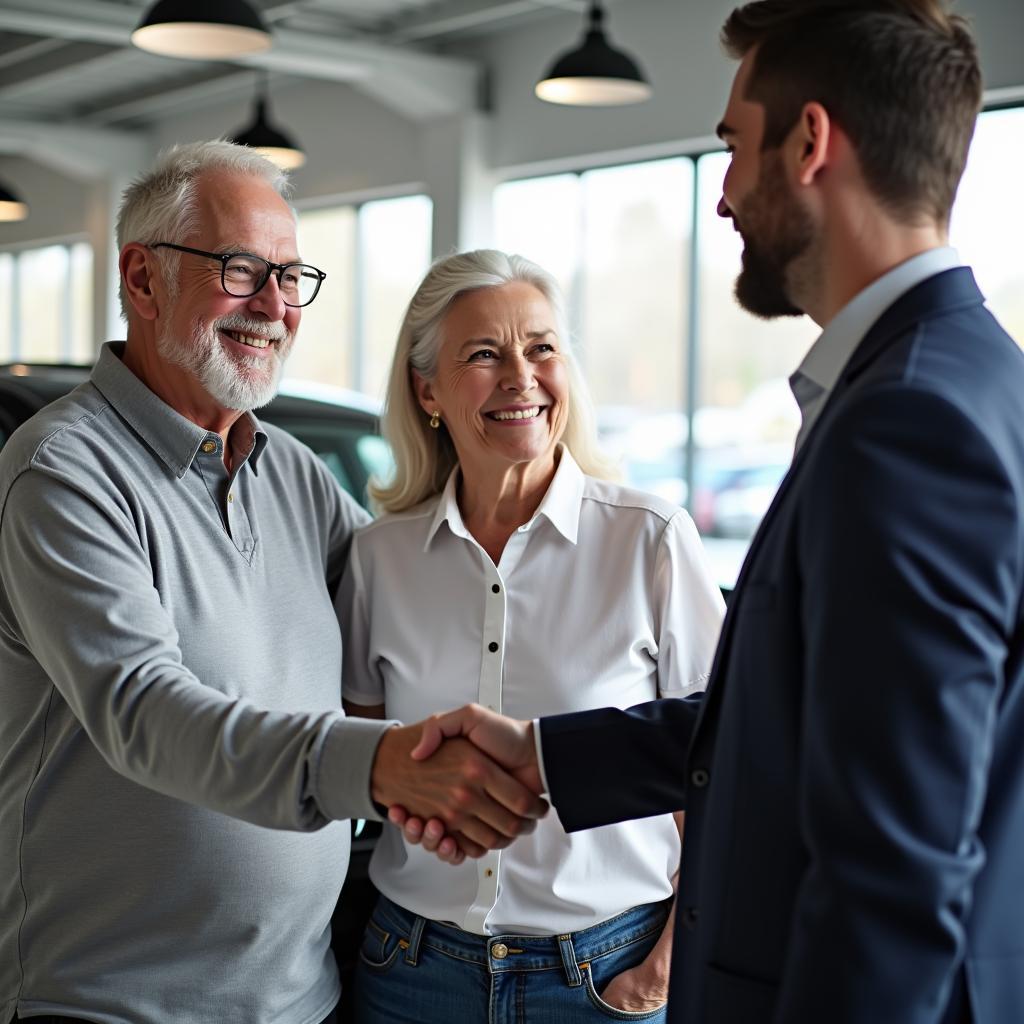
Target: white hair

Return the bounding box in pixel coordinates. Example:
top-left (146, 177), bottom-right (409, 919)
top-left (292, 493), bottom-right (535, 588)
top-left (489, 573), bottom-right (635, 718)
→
top-left (372, 248), bottom-right (618, 514)
top-left (115, 140), bottom-right (292, 318)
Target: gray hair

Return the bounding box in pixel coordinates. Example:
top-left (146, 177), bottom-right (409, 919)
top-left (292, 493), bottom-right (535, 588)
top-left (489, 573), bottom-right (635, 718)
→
top-left (372, 248), bottom-right (618, 514)
top-left (115, 140), bottom-right (292, 318)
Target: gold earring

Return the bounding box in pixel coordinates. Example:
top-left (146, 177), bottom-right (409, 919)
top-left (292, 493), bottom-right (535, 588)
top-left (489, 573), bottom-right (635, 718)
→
top-left (429, 410), bottom-right (440, 430)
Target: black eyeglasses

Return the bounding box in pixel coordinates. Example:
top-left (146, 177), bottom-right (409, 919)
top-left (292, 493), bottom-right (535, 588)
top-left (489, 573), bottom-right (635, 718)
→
top-left (150, 243), bottom-right (326, 307)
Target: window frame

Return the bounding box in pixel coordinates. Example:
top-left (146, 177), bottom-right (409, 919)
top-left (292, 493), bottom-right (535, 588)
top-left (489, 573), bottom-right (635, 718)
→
top-left (0, 236), bottom-right (93, 364)
top-left (293, 189), bottom-right (432, 397)
top-left (490, 99), bottom-right (1023, 582)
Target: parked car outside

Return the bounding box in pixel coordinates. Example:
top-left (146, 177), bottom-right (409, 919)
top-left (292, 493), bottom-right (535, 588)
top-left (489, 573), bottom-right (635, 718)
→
top-left (0, 361), bottom-right (389, 1014)
top-left (619, 436), bottom-right (790, 592)
top-left (620, 440), bottom-right (790, 539)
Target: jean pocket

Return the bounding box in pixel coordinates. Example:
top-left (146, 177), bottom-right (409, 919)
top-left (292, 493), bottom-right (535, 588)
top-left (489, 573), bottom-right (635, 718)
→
top-left (582, 964), bottom-right (668, 1021)
top-left (358, 916), bottom-right (404, 973)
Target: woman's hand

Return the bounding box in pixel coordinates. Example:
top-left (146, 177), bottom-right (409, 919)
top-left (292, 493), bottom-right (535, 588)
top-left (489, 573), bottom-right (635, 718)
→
top-left (599, 829), bottom-right (679, 1013)
top-left (598, 960), bottom-right (670, 1013)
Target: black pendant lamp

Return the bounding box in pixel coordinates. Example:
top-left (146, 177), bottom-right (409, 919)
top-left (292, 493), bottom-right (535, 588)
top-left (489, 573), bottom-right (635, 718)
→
top-left (536, 1), bottom-right (652, 107)
top-left (0, 180), bottom-right (28, 222)
top-left (132, 0), bottom-right (272, 59)
top-left (229, 74), bottom-right (306, 170)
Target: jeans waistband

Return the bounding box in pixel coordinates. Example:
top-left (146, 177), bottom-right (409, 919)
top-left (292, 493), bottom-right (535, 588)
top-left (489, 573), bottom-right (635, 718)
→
top-left (372, 894), bottom-right (671, 979)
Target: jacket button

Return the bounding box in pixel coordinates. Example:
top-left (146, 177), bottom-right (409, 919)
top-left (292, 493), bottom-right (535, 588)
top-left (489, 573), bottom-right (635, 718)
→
top-left (690, 768), bottom-right (710, 788)
top-left (683, 906), bottom-right (699, 930)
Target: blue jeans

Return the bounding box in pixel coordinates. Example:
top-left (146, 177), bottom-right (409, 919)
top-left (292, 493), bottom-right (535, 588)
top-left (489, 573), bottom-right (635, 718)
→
top-left (352, 895), bottom-right (671, 1024)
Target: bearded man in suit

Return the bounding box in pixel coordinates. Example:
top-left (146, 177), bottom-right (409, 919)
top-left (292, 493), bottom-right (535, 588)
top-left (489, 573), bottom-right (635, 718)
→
top-left (394, 3), bottom-right (1024, 1022)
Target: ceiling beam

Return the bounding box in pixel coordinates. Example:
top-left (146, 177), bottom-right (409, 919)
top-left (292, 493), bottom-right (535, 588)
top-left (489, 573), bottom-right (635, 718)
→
top-left (261, 28), bottom-right (477, 117)
top-left (0, 36), bottom-right (67, 71)
top-left (83, 69), bottom-right (257, 127)
top-left (0, 117), bottom-right (149, 180)
top-left (0, 0), bottom-right (479, 118)
top-left (383, 0), bottom-right (581, 43)
top-left (0, 42), bottom-right (121, 97)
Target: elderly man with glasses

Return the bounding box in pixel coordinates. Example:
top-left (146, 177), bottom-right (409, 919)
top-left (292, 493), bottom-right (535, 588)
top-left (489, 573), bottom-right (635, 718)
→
top-left (0, 141), bottom-right (545, 1024)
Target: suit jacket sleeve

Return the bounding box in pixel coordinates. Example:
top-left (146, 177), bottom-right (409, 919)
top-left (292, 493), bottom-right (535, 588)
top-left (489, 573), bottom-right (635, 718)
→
top-left (777, 384), bottom-right (1019, 1022)
top-left (539, 694), bottom-right (702, 831)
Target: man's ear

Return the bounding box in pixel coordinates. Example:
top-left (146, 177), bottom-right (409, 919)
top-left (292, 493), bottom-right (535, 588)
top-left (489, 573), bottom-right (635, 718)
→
top-left (794, 101), bottom-right (831, 187)
top-left (412, 370), bottom-right (436, 416)
top-left (119, 244), bottom-right (162, 321)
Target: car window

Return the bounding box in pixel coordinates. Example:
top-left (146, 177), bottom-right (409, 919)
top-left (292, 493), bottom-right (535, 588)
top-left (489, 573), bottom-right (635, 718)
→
top-left (355, 435), bottom-right (394, 487)
top-left (0, 379), bottom-right (391, 513)
top-left (0, 382), bottom-right (47, 453)
top-left (315, 451), bottom-right (355, 494)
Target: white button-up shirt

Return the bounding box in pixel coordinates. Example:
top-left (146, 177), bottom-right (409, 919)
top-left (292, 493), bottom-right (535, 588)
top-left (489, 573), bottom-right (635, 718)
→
top-left (339, 449), bottom-right (725, 935)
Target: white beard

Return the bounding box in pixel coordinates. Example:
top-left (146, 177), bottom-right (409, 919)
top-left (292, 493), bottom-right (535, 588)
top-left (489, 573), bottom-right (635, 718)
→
top-left (157, 312), bottom-right (293, 411)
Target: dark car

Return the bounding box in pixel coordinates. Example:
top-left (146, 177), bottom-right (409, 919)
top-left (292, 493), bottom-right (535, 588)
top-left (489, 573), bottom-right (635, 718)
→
top-left (0, 362), bottom-right (392, 509)
top-left (0, 361), bottom-right (388, 1011)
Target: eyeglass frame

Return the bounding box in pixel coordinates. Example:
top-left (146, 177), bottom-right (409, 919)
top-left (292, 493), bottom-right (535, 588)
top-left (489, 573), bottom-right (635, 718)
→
top-left (149, 242), bottom-right (327, 307)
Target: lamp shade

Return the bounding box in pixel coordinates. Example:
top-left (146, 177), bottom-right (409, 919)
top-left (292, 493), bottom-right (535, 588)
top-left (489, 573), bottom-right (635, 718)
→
top-left (536, 2), bottom-right (651, 106)
top-left (0, 181), bottom-right (28, 222)
top-left (132, 0), bottom-right (272, 59)
top-left (230, 97), bottom-right (306, 170)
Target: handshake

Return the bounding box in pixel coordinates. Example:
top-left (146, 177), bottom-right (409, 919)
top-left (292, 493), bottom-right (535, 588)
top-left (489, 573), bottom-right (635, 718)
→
top-left (370, 704), bottom-right (546, 866)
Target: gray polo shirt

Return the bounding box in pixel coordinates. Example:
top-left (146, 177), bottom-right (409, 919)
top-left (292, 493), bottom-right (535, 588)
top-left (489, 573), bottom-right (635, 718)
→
top-left (0, 343), bottom-right (394, 1024)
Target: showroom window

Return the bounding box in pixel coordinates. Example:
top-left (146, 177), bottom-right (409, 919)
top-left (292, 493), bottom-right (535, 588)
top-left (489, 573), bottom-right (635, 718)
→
top-left (949, 106), bottom-right (1024, 344)
top-left (0, 241), bottom-right (93, 364)
top-left (292, 194), bottom-right (432, 401)
top-left (495, 105), bottom-right (1024, 588)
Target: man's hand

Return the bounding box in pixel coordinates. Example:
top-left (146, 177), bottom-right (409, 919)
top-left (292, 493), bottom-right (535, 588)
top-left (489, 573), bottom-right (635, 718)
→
top-left (386, 704), bottom-right (543, 863)
top-left (411, 704), bottom-right (541, 789)
top-left (371, 716), bottom-right (547, 858)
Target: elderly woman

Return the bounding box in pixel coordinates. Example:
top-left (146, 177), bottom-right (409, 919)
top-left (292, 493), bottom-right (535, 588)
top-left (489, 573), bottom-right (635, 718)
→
top-left (338, 249), bottom-right (724, 1023)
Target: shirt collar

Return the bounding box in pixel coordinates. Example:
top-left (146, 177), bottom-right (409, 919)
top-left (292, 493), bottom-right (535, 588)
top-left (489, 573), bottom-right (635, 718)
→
top-left (91, 342), bottom-right (268, 479)
top-left (424, 445), bottom-right (585, 552)
top-left (792, 246), bottom-right (962, 404)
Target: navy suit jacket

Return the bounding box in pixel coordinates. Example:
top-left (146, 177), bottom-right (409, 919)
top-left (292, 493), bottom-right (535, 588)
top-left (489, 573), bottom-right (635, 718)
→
top-left (540, 268), bottom-right (1024, 1024)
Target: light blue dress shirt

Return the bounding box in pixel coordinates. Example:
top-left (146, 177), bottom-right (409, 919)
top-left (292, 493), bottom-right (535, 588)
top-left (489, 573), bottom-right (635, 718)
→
top-left (789, 246), bottom-right (962, 450)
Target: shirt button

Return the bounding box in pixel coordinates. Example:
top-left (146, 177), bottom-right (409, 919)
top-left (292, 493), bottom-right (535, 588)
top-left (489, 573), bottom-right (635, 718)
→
top-left (491, 943), bottom-right (508, 959)
top-left (691, 768), bottom-right (710, 788)
top-left (201, 440), bottom-right (217, 454)
top-left (491, 584), bottom-right (500, 594)
top-left (488, 641), bottom-right (499, 653)
top-left (485, 868), bottom-right (494, 877)
top-left (683, 906), bottom-right (699, 930)
top-left (228, 493), bottom-right (234, 503)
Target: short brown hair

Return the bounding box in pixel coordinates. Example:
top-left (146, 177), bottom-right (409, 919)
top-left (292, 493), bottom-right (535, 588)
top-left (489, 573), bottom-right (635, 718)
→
top-left (721, 0), bottom-right (982, 225)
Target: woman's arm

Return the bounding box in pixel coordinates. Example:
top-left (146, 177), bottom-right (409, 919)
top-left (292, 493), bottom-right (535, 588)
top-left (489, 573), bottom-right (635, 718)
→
top-left (595, 510), bottom-right (718, 1009)
top-left (597, 809), bottom-right (683, 1011)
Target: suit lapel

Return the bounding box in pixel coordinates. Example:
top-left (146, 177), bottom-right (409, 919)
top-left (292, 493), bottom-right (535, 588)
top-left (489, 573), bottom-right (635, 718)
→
top-left (688, 267), bottom-right (986, 752)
